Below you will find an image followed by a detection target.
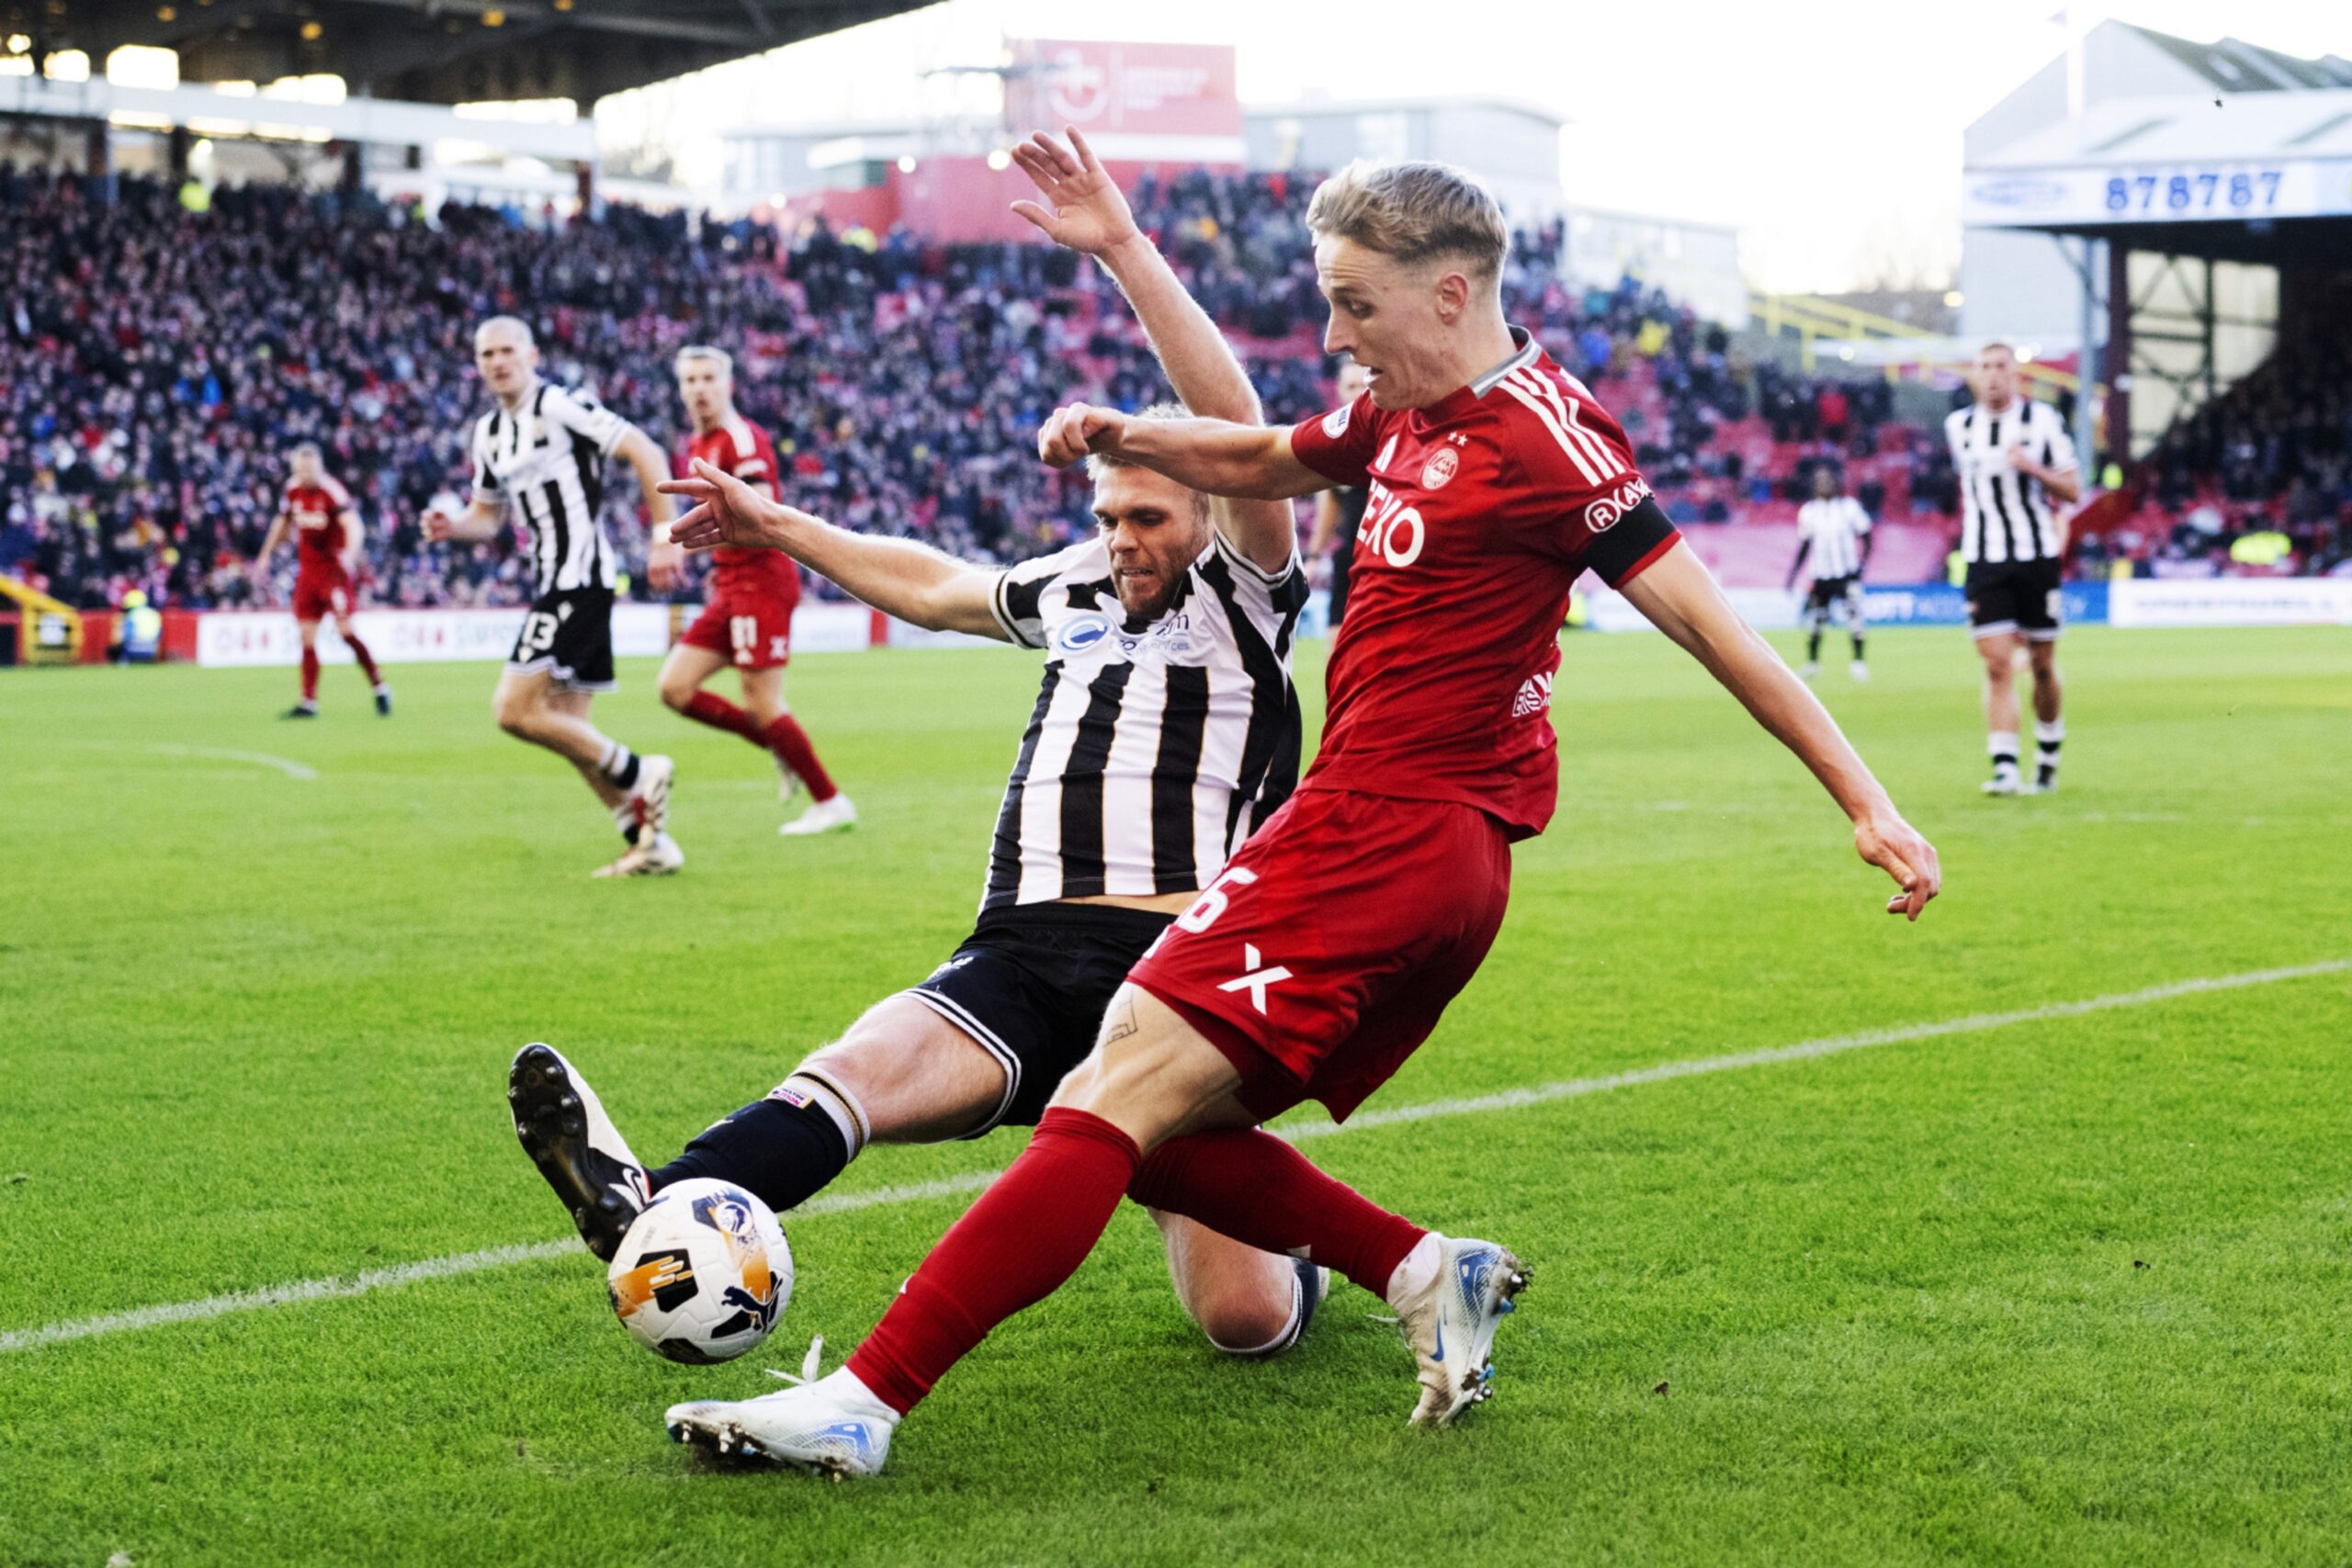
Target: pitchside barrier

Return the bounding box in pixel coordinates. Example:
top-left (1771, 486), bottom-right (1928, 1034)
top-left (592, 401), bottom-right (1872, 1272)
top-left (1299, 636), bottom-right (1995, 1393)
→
top-left (24, 578), bottom-right (2352, 670)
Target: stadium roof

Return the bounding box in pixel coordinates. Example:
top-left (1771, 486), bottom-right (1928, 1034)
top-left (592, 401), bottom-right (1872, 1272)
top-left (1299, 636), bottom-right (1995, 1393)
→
top-left (23, 0), bottom-right (933, 107)
top-left (1962, 87), bottom-right (2352, 265)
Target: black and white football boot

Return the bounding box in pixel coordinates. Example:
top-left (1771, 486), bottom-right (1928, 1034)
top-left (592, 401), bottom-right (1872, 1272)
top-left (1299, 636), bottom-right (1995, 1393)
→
top-left (509, 1043), bottom-right (650, 1262)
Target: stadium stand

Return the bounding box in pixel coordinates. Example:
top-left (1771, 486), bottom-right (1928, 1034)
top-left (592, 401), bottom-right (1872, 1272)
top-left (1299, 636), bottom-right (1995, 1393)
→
top-left (6, 165), bottom-right (2337, 616)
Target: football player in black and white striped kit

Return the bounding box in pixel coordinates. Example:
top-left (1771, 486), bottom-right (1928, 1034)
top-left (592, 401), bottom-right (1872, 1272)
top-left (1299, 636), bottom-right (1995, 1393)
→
top-left (424, 316), bottom-right (686, 875)
top-left (1945, 342), bottom-right (2080, 795)
top-left (1787, 465), bottom-right (1873, 682)
top-left (507, 130), bottom-right (1328, 1359)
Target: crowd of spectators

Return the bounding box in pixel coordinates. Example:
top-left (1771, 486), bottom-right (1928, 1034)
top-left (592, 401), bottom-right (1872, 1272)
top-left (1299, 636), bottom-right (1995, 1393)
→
top-left (17, 164), bottom-right (2335, 612)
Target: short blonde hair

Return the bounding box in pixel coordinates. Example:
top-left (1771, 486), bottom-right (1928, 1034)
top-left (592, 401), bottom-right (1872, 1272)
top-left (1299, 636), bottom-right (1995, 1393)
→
top-left (1306, 160), bottom-right (1509, 285)
top-left (675, 344), bottom-right (733, 376)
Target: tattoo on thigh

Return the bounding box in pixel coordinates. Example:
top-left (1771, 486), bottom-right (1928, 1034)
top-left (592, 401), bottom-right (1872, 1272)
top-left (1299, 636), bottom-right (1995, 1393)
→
top-left (1102, 994), bottom-right (1139, 1046)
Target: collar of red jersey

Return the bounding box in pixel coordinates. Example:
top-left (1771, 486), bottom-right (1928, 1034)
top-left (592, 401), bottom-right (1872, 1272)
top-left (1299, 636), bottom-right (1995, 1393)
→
top-left (1418, 326), bottom-right (1543, 424)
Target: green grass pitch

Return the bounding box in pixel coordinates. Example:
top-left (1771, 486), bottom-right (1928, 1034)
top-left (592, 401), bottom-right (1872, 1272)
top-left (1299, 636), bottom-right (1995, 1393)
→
top-left (4, 624), bottom-right (2349, 1567)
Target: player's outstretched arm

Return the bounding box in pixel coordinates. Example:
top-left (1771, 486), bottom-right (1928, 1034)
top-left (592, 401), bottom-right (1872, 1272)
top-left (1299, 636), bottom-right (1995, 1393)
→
top-left (1620, 542), bottom-right (1940, 919)
top-left (423, 497), bottom-right (505, 545)
top-left (1013, 128), bottom-right (1297, 572)
top-left (1038, 404), bottom-right (1327, 502)
top-left (338, 508), bottom-right (365, 577)
top-left (609, 427), bottom-right (683, 591)
top-left (660, 459), bottom-right (1010, 641)
top-left (1784, 536), bottom-right (1809, 592)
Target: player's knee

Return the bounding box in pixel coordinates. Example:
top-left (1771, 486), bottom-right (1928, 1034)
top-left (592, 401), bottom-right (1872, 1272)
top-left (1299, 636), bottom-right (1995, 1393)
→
top-left (1196, 1280), bottom-right (1302, 1358)
top-left (656, 673), bottom-right (696, 712)
top-left (492, 693), bottom-right (538, 738)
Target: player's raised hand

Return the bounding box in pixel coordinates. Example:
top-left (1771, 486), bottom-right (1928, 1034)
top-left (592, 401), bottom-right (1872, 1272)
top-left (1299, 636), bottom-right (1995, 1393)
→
top-left (1855, 809), bottom-right (1941, 921)
top-left (419, 507), bottom-right (455, 544)
top-left (1009, 128), bottom-right (1140, 255)
top-left (657, 458), bottom-right (787, 552)
top-left (1037, 401), bottom-right (1126, 469)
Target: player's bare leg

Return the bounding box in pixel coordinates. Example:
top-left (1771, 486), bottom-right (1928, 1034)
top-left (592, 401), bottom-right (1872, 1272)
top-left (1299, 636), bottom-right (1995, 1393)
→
top-left (1975, 628), bottom-right (2027, 795)
top-left (2026, 637), bottom-right (2064, 791)
top-left (656, 648), bottom-right (854, 834)
top-left (667, 988), bottom-right (1517, 1474)
top-left (284, 617), bottom-right (322, 718)
top-left (329, 607), bottom-right (392, 715)
top-left (1153, 1210), bottom-right (1325, 1358)
top-left (492, 671), bottom-right (677, 874)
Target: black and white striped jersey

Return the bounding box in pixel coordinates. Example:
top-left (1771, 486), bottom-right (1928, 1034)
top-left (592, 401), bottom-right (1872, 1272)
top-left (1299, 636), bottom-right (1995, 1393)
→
top-left (1796, 495), bottom-right (1871, 581)
top-left (1944, 399), bottom-right (2078, 564)
top-left (469, 381), bottom-right (630, 596)
top-left (979, 530), bottom-right (1307, 912)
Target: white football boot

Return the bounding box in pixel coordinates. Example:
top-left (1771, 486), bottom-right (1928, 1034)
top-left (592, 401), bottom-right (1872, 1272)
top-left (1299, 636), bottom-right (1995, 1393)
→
top-left (1388, 1235), bottom-right (1530, 1426)
top-left (666, 1364), bottom-right (899, 1479)
top-left (508, 1043), bottom-right (649, 1262)
top-left (1982, 765), bottom-right (2024, 796)
top-left (779, 794), bottom-right (857, 837)
top-left (591, 832), bottom-right (684, 878)
top-left (1849, 660), bottom-right (1871, 682)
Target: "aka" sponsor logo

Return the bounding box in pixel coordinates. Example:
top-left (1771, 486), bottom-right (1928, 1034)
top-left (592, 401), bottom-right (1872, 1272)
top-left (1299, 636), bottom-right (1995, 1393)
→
top-left (1583, 474), bottom-right (1653, 534)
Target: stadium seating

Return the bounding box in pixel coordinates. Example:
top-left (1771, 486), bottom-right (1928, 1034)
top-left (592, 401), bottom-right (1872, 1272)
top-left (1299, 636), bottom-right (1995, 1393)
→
top-left (7, 165), bottom-right (2332, 614)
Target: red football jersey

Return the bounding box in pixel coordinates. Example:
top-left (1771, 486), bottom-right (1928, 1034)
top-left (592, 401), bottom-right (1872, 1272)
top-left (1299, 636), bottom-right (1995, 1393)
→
top-left (284, 476), bottom-right (355, 574)
top-left (1286, 331), bottom-right (1680, 839)
top-left (684, 413), bottom-right (799, 602)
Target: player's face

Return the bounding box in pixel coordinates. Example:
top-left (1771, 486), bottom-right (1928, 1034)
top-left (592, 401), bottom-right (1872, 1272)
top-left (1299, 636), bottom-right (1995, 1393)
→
top-left (474, 325), bottom-right (537, 396)
top-left (1813, 468), bottom-right (1837, 499)
top-left (676, 360), bottom-right (731, 427)
top-left (1334, 360), bottom-right (1372, 405)
top-left (1093, 465), bottom-right (1211, 620)
top-left (1316, 236), bottom-right (1454, 412)
top-left (1974, 348), bottom-right (2018, 408)
top-left (290, 450), bottom-right (319, 486)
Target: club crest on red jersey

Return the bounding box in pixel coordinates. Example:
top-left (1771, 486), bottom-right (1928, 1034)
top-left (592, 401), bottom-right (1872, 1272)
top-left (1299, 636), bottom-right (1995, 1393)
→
top-left (1420, 446), bottom-right (1460, 490)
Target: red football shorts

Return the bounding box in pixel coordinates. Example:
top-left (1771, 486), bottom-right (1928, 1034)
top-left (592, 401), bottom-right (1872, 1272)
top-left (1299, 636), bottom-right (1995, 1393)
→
top-left (1129, 787), bottom-right (1513, 1122)
top-left (292, 570), bottom-right (351, 622)
top-left (681, 590), bottom-right (794, 670)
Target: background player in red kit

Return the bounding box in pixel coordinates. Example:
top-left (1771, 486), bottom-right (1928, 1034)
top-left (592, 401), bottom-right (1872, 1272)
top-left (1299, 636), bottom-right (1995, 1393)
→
top-left (657, 152), bottom-right (1941, 1479)
top-left (653, 346), bottom-right (854, 837)
top-left (251, 442), bottom-right (390, 718)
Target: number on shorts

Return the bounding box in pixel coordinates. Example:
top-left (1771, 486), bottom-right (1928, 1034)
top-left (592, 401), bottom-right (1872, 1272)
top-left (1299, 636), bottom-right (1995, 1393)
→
top-left (730, 615), bottom-right (759, 655)
top-left (1175, 866), bottom-right (1259, 934)
top-left (516, 612), bottom-right (560, 660)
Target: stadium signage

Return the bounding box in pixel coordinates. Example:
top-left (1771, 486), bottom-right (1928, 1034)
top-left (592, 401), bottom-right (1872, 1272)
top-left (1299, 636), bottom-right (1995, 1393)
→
top-left (1962, 161), bottom-right (2341, 227)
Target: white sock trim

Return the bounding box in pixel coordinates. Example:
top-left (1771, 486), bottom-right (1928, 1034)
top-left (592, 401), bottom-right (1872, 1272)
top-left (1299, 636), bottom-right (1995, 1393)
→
top-left (1384, 1232), bottom-right (1442, 1310)
top-left (2035, 718), bottom-right (2065, 744)
top-left (1987, 731), bottom-right (2020, 760)
top-left (778, 1070), bottom-right (870, 1156)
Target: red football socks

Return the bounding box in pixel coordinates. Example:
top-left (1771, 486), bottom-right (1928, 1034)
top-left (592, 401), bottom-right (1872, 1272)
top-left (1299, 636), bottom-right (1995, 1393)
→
top-left (299, 647), bottom-right (320, 702)
top-left (679, 689), bottom-right (760, 740)
top-left (846, 1108), bottom-right (1139, 1415)
top-left (346, 637), bottom-right (382, 687)
top-left (760, 713), bottom-right (838, 801)
top-left (1127, 1129), bottom-right (1426, 1296)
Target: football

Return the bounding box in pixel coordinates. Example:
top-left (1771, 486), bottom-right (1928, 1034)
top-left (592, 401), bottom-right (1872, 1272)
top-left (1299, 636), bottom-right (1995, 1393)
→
top-left (605, 1179), bottom-right (793, 1364)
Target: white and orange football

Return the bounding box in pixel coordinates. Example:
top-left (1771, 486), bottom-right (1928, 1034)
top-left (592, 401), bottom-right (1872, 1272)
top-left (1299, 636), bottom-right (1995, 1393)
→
top-left (605, 1178), bottom-right (792, 1364)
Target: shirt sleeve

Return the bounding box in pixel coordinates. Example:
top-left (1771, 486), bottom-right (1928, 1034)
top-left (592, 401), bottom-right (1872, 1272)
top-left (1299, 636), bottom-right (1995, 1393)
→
top-left (2041, 407), bottom-right (2080, 474)
top-left (540, 386), bottom-right (629, 458)
top-left (1848, 499), bottom-right (1872, 535)
top-left (988, 540), bottom-right (1095, 649)
top-left (1286, 393), bottom-right (1382, 487)
top-left (1508, 400), bottom-right (1679, 588)
top-left (736, 427), bottom-right (779, 498)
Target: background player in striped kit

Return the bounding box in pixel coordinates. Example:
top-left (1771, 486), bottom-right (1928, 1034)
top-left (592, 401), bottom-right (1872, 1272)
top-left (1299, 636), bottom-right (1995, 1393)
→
top-left (1306, 357), bottom-right (1373, 632)
top-left (252, 442), bottom-right (391, 718)
top-left (1786, 465), bottom-right (1873, 682)
top-left (424, 316), bottom-right (684, 876)
top-left (1945, 343), bottom-right (2080, 794)
top-left (654, 345), bottom-right (855, 838)
top-left (511, 127), bottom-right (1321, 1364)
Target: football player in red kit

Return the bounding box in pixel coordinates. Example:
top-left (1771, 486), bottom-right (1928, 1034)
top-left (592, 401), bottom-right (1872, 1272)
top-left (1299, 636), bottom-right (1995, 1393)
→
top-left (656, 145), bottom-right (1942, 1477)
top-left (653, 347), bottom-right (854, 837)
top-left (252, 443), bottom-right (390, 717)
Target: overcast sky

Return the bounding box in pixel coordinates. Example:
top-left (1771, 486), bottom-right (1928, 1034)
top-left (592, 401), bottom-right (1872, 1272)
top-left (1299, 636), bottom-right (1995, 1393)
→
top-left (603, 1), bottom-right (2347, 294)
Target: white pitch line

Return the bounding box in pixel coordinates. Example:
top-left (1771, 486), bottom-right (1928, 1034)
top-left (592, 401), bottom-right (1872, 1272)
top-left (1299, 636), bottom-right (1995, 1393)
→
top-left (5, 958), bottom-right (2345, 1356)
top-left (55, 740), bottom-right (319, 780)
